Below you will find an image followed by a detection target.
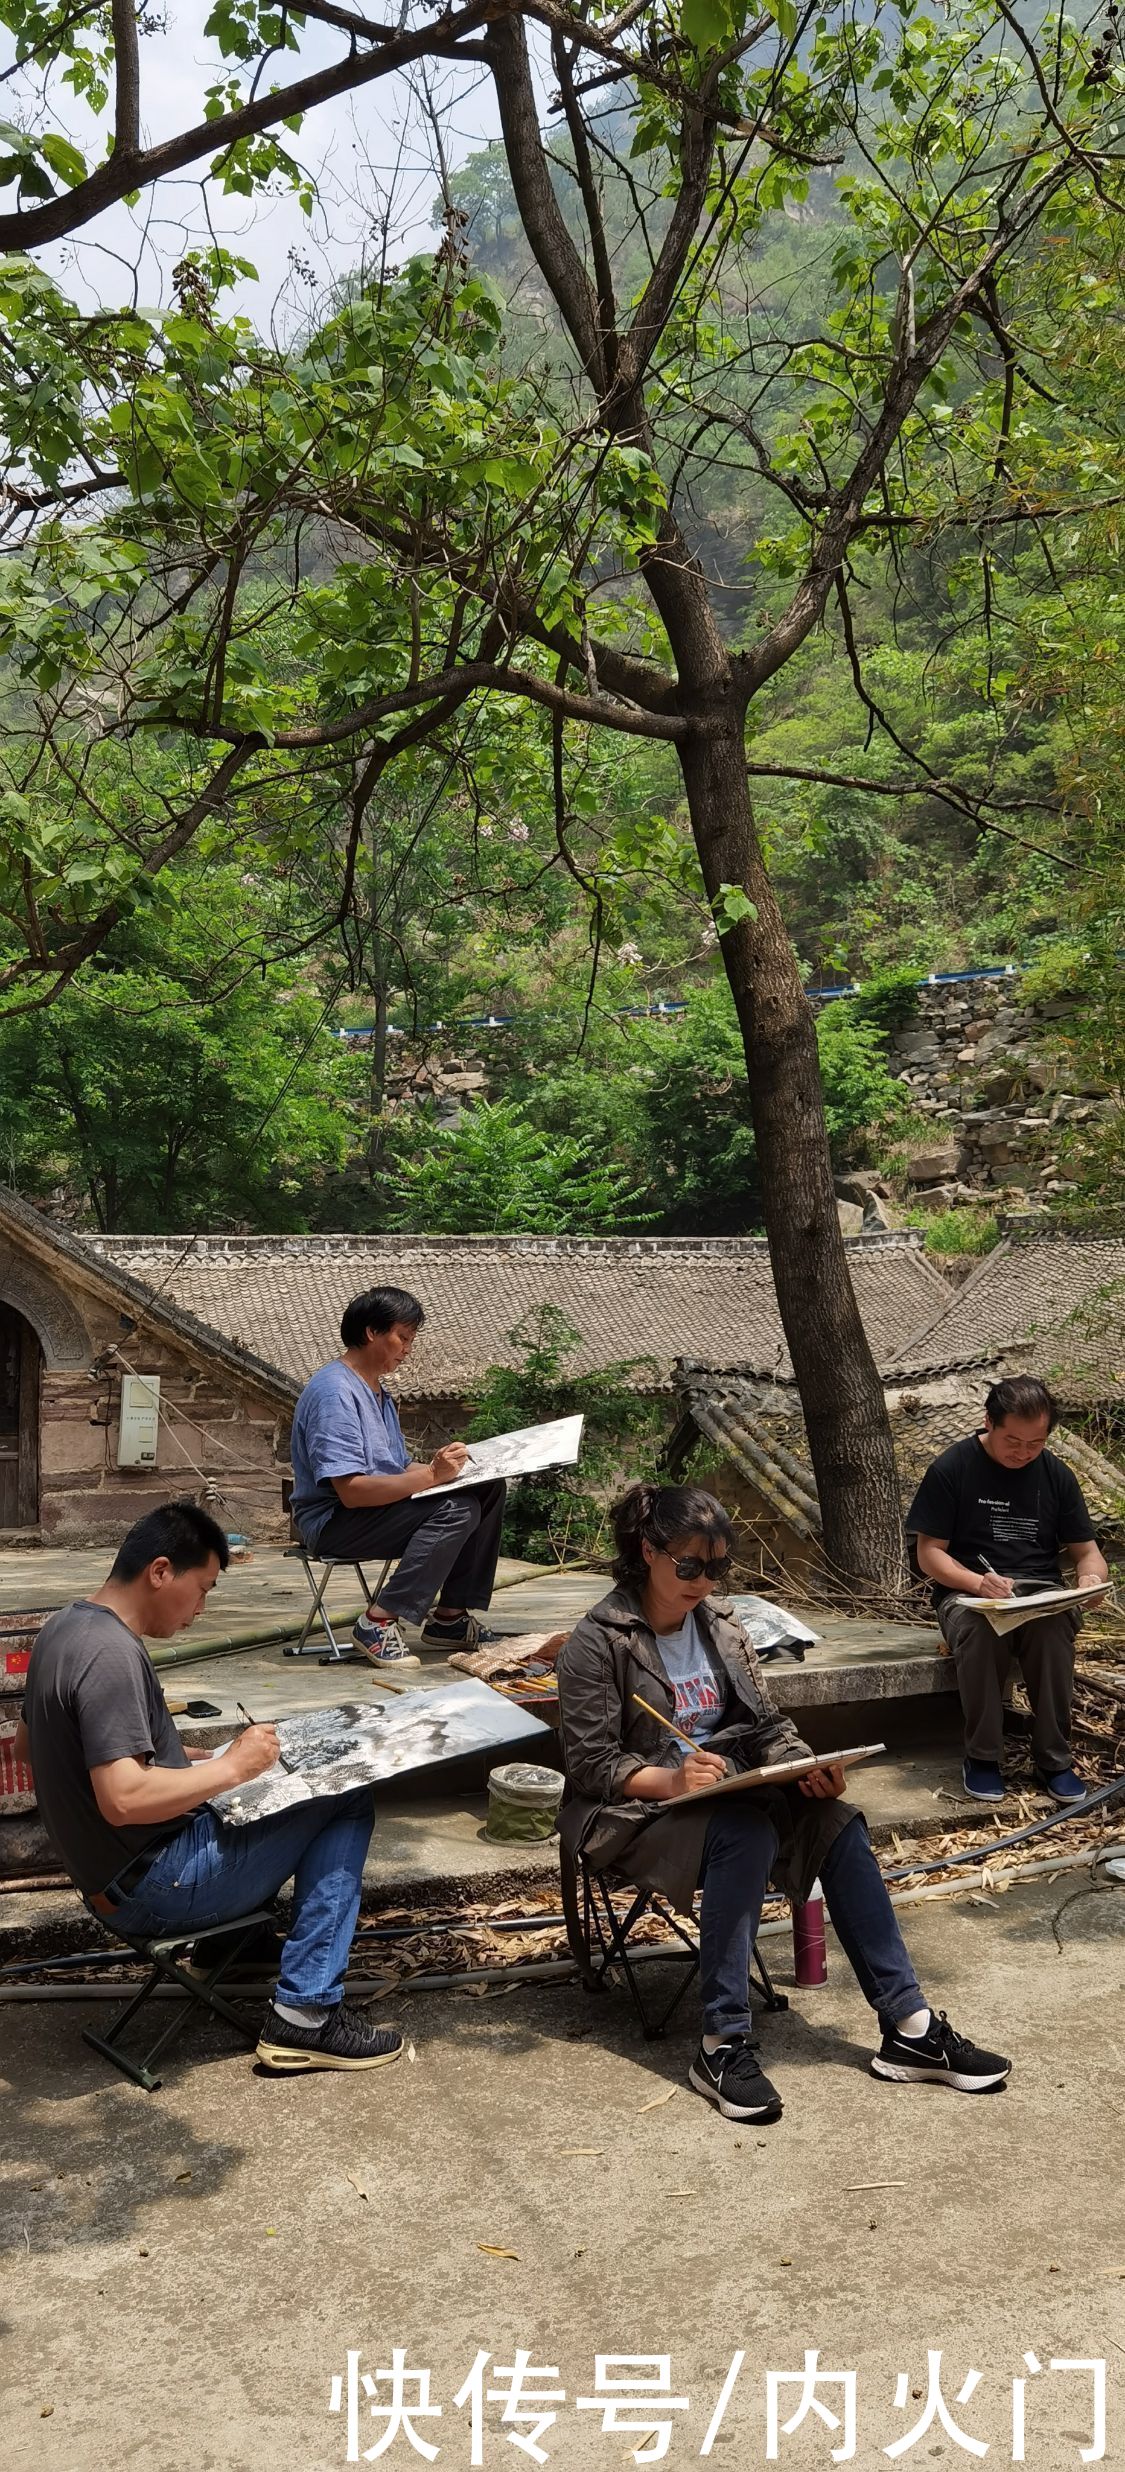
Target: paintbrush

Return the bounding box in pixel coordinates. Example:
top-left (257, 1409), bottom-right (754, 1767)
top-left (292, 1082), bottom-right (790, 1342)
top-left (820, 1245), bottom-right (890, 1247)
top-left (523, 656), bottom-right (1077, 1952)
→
top-left (631, 1690), bottom-right (698, 1755)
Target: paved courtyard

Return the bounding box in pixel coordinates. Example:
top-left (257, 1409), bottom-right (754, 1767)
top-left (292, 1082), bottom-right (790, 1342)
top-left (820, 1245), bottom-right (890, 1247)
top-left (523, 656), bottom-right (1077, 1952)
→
top-left (2, 1872), bottom-right (1123, 2471)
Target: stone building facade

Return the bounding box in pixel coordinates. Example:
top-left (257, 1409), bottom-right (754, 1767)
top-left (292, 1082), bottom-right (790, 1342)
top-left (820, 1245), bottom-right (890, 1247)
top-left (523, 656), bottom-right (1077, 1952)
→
top-left (0, 1191), bottom-right (295, 1544)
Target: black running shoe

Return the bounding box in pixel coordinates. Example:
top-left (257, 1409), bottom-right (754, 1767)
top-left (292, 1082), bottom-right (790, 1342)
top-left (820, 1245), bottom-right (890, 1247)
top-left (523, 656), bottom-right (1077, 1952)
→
top-left (688, 2037), bottom-right (783, 2122)
top-left (256, 2001), bottom-right (406, 2074)
top-left (871, 2009), bottom-right (1011, 2093)
top-left (418, 1612), bottom-right (501, 1649)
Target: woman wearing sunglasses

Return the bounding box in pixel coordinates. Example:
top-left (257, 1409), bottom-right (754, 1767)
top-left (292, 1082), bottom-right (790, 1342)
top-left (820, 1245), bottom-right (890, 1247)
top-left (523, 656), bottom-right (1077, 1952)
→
top-left (556, 1481), bottom-right (1010, 2123)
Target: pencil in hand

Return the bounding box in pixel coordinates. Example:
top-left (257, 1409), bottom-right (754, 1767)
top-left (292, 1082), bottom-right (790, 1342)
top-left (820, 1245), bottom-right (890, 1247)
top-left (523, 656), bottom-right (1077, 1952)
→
top-left (631, 1689), bottom-right (697, 1755)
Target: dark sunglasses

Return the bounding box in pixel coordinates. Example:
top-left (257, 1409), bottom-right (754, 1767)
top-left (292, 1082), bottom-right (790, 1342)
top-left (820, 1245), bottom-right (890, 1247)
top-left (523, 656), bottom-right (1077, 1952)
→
top-left (664, 1550), bottom-right (731, 1582)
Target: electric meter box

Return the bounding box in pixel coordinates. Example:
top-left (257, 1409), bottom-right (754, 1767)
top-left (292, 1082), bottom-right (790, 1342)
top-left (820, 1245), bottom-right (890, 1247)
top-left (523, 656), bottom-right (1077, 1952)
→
top-left (117, 1374), bottom-right (161, 1468)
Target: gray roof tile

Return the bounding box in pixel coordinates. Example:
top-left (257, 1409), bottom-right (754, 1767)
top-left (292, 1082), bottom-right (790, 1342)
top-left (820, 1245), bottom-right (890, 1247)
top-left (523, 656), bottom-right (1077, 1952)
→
top-left (84, 1231), bottom-right (950, 1398)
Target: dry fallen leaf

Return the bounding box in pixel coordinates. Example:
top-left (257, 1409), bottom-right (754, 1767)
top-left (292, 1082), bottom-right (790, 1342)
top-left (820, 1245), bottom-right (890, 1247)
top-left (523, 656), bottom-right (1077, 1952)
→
top-left (347, 2171), bottom-right (375, 2203)
top-left (477, 2244), bottom-right (520, 2260)
top-left (637, 2087), bottom-right (678, 2114)
top-left (174, 2170), bottom-right (192, 2183)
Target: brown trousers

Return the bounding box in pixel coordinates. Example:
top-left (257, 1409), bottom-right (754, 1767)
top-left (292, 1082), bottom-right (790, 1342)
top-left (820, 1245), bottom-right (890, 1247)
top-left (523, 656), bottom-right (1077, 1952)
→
top-left (937, 1599), bottom-right (1079, 1773)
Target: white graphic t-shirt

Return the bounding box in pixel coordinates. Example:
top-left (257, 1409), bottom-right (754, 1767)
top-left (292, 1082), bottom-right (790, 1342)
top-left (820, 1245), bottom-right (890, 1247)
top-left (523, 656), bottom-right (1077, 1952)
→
top-left (654, 1613), bottom-right (727, 1759)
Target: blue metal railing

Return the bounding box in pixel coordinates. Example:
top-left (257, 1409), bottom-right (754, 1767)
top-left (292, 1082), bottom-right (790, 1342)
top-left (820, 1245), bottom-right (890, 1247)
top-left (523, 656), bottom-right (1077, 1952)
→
top-left (331, 963), bottom-right (1022, 1041)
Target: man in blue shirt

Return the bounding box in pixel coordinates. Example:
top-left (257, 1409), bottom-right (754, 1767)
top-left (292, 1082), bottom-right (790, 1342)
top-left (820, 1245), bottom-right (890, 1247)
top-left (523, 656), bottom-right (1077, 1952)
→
top-left (289, 1285), bottom-right (506, 1667)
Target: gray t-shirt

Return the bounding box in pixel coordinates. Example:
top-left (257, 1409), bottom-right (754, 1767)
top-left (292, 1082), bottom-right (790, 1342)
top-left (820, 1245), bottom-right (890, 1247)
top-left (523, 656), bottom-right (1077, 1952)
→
top-left (23, 1600), bottom-right (190, 1895)
top-left (654, 1612), bottom-right (728, 1761)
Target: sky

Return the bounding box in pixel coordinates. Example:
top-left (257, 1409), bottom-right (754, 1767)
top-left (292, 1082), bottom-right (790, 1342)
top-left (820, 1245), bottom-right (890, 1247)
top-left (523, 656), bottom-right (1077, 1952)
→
top-left (7, 2), bottom-right (505, 332)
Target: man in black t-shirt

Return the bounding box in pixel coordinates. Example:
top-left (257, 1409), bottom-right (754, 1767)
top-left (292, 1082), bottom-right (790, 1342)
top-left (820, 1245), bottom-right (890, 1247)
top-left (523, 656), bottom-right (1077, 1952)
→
top-left (906, 1376), bottom-right (1108, 1807)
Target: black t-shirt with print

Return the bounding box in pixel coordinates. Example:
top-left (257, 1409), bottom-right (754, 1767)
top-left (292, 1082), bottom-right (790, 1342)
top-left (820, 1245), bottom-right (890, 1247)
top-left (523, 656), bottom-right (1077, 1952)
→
top-left (906, 1435), bottom-right (1096, 1605)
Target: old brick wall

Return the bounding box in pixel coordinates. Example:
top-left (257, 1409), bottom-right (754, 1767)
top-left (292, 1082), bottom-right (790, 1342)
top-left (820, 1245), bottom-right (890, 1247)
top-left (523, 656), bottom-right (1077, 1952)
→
top-left (21, 1278), bottom-right (292, 1544)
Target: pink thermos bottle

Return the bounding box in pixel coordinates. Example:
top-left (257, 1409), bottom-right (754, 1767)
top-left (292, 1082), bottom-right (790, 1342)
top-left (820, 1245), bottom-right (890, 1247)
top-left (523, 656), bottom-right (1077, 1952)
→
top-left (792, 1880), bottom-right (828, 1985)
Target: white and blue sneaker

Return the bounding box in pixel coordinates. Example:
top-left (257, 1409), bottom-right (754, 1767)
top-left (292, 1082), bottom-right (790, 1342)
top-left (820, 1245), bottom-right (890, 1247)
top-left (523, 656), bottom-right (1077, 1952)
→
top-left (351, 1615), bottom-right (420, 1667)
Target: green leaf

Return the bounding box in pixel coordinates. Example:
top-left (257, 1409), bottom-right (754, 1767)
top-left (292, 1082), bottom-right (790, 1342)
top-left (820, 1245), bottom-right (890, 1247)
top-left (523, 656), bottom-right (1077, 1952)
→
top-left (681, 0), bottom-right (730, 51)
top-left (41, 132), bottom-right (87, 188)
top-left (712, 883), bottom-right (758, 934)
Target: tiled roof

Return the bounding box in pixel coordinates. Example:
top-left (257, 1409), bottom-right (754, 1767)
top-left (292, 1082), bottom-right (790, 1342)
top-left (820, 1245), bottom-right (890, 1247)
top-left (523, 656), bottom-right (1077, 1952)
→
top-left (675, 1365), bottom-right (1125, 1534)
top-left (0, 1189), bottom-right (295, 1404)
top-left (83, 1231), bottom-right (950, 1400)
top-left (888, 1231), bottom-right (1125, 1397)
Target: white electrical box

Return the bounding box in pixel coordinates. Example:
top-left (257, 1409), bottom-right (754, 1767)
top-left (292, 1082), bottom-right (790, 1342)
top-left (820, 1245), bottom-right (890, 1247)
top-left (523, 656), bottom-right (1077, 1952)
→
top-left (117, 1374), bottom-right (161, 1467)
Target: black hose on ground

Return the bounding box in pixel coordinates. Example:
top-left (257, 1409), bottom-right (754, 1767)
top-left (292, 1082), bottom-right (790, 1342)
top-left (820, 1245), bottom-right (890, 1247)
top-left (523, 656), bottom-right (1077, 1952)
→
top-left (881, 1767), bottom-right (1125, 1877)
top-left (4, 1772), bottom-right (1123, 1981)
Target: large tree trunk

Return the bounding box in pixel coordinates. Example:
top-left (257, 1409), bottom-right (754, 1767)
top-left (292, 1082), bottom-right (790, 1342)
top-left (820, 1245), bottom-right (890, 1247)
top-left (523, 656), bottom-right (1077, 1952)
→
top-left (678, 709), bottom-right (906, 1595)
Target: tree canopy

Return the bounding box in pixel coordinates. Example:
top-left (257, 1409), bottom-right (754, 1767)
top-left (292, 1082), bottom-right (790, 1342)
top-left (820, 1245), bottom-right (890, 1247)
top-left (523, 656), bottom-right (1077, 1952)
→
top-left (1, 0), bottom-right (1123, 1582)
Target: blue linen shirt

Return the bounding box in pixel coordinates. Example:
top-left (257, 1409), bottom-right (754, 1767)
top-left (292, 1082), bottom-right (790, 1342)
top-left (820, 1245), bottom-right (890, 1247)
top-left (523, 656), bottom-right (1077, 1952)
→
top-left (289, 1360), bottom-right (409, 1548)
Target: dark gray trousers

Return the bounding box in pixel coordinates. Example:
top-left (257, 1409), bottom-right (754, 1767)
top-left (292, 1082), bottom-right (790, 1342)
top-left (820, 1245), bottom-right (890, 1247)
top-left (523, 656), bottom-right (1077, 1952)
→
top-left (937, 1598), bottom-right (1078, 1772)
top-left (314, 1480), bottom-right (506, 1625)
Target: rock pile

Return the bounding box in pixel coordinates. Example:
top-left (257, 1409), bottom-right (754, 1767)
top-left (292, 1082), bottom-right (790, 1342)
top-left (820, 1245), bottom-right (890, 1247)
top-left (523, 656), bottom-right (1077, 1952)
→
top-left (884, 975), bottom-right (1115, 1207)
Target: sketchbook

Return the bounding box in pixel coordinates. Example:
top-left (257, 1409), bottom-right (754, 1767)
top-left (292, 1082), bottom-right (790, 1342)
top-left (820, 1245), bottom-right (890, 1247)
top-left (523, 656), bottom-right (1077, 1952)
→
top-left (949, 1579), bottom-right (1107, 1637)
top-left (210, 1682), bottom-right (550, 1826)
top-left (428, 1414), bottom-right (584, 1495)
top-left (669, 1741), bottom-right (885, 1810)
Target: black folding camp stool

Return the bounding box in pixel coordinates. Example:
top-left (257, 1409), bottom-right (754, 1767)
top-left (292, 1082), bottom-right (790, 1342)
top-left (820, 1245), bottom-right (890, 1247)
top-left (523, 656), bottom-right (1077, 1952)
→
top-left (81, 1906), bottom-right (282, 2091)
top-left (560, 1844), bottom-right (788, 2042)
top-left (282, 1547), bottom-right (392, 1663)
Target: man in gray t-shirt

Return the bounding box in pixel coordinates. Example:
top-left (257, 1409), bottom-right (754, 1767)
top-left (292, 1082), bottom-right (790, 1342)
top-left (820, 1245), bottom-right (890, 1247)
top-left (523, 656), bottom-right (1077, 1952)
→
top-left (17, 1500), bottom-right (404, 2076)
top-left (25, 1598), bottom-right (194, 1897)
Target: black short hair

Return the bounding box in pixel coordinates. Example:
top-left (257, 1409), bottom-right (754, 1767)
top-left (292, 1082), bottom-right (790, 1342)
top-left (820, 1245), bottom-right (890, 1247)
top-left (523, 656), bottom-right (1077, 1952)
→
top-left (984, 1375), bottom-right (1059, 1432)
top-left (611, 1482), bottom-right (735, 1591)
top-left (109, 1499), bottom-right (231, 1582)
top-left (339, 1286), bottom-right (425, 1348)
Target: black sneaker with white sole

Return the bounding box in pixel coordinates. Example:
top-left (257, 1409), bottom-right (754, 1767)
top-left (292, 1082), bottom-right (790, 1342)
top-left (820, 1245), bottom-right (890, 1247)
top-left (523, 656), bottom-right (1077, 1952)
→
top-left (871, 2009), bottom-right (1011, 2093)
top-left (256, 2001), bottom-right (405, 2074)
top-left (688, 2037), bottom-right (783, 2122)
top-left (418, 1612), bottom-right (501, 1649)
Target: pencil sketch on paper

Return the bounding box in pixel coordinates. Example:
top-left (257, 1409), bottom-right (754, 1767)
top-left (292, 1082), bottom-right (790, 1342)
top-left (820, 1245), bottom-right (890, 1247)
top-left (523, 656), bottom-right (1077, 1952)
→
top-left (428, 1413), bottom-right (585, 1495)
top-left (211, 1681), bottom-right (551, 1826)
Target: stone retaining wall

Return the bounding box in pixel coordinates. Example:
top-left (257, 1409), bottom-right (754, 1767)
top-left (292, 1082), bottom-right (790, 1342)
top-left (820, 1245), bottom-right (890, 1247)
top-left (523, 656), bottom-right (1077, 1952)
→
top-left (885, 975), bottom-right (1114, 1206)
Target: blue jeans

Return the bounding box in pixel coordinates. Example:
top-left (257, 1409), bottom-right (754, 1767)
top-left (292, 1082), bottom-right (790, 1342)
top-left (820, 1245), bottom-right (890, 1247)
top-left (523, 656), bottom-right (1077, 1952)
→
top-left (698, 1805), bottom-right (923, 2040)
top-left (96, 1789), bottom-right (374, 2009)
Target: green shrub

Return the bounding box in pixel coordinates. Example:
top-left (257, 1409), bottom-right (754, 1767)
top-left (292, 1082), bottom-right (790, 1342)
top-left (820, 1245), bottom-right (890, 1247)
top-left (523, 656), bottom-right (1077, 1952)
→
top-left (467, 1305), bottom-right (664, 1564)
top-left (835, 965), bottom-right (922, 1035)
top-left (902, 1207), bottom-right (1000, 1256)
top-left (815, 1004), bottom-right (911, 1158)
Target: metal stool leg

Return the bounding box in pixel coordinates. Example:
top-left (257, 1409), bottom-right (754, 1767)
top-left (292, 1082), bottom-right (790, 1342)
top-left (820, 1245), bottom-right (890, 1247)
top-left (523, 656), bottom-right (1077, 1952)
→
top-left (285, 1557), bottom-right (362, 1661)
top-left (82, 1908), bottom-right (279, 2090)
top-left (284, 1554), bottom-right (396, 1662)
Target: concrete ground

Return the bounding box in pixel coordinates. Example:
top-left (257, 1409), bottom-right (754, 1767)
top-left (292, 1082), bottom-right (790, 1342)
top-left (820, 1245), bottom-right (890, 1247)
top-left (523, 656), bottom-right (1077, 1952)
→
top-left (2, 1873), bottom-right (1123, 2471)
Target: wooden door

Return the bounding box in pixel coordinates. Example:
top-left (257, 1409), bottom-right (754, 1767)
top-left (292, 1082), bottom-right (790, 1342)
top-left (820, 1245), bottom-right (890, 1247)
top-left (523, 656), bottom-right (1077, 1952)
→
top-left (0, 1304), bottom-right (41, 1528)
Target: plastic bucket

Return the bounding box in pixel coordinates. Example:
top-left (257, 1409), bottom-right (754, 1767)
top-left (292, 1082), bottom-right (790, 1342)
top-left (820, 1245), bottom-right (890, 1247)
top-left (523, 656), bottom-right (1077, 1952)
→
top-left (485, 1762), bottom-right (565, 1843)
